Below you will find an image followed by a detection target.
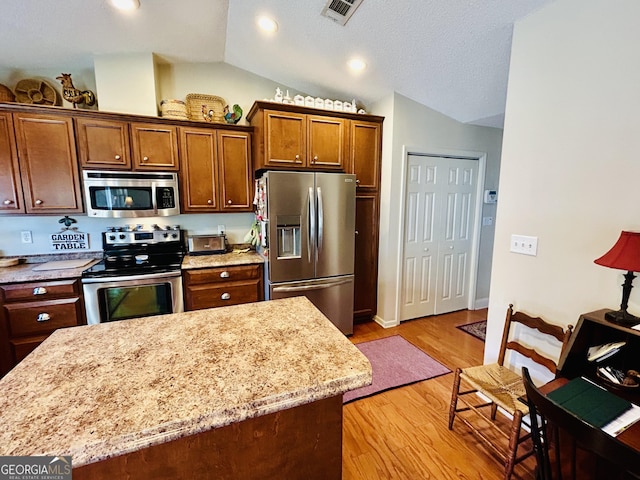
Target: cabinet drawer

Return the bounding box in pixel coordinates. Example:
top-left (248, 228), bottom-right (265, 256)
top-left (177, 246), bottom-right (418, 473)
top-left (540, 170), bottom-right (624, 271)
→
top-left (0, 279), bottom-right (80, 302)
top-left (5, 297), bottom-right (81, 337)
top-left (184, 264), bottom-right (262, 285)
top-left (186, 281), bottom-right (262, 310)
top-left (11, 334), bottom-right (49, 363)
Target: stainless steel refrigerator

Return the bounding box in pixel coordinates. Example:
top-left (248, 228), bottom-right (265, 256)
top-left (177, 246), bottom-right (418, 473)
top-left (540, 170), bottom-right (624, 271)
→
top-left (259, 171), bottom-right (356, 334)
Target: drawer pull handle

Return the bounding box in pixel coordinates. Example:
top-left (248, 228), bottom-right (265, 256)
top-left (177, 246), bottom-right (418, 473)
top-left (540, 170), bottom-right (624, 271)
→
top-left (37, 313), bottom-right (51, 322)
top-left (221, 293), bottom-right (231, 300)
top-left (33, 287), bottom-right (48, 295)
top-left (220, 271), bottom-right (230, 278)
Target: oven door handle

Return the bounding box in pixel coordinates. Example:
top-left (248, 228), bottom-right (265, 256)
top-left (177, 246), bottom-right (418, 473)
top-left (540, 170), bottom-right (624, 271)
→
top-left (81, 270), bottom-right (182, 283)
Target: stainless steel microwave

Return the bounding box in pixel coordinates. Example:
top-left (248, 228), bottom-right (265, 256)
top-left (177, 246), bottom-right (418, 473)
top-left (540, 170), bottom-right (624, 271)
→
top-left (83, 170), bottom-right (180, 218)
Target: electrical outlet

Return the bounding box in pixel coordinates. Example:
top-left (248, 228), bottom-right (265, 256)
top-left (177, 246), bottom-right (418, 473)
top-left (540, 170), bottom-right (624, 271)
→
top-left (21, 231), bottom-right (33, 244)
top-left (217, 225), bottom-right (226, 235)
top-left (510, 234), bottom-right (538, 256)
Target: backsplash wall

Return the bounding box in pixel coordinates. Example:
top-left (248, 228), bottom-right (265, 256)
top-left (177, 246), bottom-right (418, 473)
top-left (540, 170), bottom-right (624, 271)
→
top-left (0, 213), bottom-right (255, 257)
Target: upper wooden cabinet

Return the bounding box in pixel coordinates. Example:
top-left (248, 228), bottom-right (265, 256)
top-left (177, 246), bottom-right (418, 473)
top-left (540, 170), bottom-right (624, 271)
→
top-left (12, 112), bottom-right (83, 214)
top-left (0, 112), bottom-right (23, 214)
top-left (180, 127), bottom-right (253, 213)
top-left (75, 117), bottom-right (132, 169)
top-left (248, 102), bottom-right (358, 171)
top-left (131, 122), bottom-right (179, 171)
top-left (349, 120), bottom-right (382, 191)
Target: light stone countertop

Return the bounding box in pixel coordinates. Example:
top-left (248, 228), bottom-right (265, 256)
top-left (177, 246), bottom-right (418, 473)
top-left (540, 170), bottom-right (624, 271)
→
top-left (0, 297), bottom-right (371, 466)
top-left (181, 251), bottom-right (264, 269)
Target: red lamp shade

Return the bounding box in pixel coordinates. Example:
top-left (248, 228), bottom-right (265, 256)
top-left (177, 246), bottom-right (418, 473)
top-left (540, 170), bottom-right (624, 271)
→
top-left (594, 231), bottom-right (640, 272)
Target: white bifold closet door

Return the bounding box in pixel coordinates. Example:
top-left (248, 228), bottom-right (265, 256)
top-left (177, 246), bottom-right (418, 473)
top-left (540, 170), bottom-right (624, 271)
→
top-left (400, 154), bottom-right (478, 321)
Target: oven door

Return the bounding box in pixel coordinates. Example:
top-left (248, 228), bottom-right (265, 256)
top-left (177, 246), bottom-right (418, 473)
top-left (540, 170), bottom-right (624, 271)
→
top-left (82, 272), bottom-right (183, 325)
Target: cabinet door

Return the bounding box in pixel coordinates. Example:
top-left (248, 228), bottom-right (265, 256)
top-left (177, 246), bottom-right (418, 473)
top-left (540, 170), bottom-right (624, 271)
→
top-left (131, 123), bottom-right (179, 170)
top-left (308, 115), bottom-right (346, 170)
top-left (218, 130), bottom-right (253, 211)
top-left (179, 127), bottom-right (218, 212)
top-left (0, 112), bottom-right (24, 214)
top-left (264, 111), bottom-right (306, 167)
top-left (76, 117), bottom-right (131, 169)
top-left (354, 195), bottom-right (379, 321)
top-left (349, 120), bottom-right (381, 191)
top-left (13, 113), bottom-right (83, 213)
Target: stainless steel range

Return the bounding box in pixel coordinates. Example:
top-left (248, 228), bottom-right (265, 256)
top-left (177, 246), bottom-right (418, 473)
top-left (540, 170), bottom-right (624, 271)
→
top-left (82, 224), bottom-right (185, 325)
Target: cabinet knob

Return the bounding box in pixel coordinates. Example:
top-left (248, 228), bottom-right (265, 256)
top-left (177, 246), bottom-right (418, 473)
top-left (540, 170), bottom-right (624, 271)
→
top-left (207, 199), bottom-right (213, 205)
top-left (220, 271), bottom-right (230, 278)
top-left (227, 199), bottom-right (232, 205)
top-left (33, 287), bottom-right (47, 295)
top-left (3, 199), bottom-right (13, 205)
top-left (115, 154), bottom-right (121, 160)
top-left (37, 313), bottom-right (51, 322)
top-left (221, 293), bottom-right (231, 300)
top-left (143, 156), bottom-right (149, 162)
top-left (35, 199), bottom-right (43, 205)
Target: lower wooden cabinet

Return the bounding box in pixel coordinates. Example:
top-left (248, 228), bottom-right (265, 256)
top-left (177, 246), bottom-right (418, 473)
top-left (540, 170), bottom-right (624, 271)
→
top-left (0, 279), bottom-right (85, 376)
top-left (183, 264), bottom-right (264, 311)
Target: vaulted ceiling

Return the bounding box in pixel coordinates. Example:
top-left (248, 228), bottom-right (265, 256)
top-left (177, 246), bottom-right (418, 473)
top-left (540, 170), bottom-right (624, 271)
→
top-left (0, 0), bottom-right (555, 128)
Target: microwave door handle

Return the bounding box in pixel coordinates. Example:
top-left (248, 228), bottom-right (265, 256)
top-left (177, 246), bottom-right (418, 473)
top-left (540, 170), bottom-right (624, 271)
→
top-left (317, 186), bottom-right (323, 258)
top-left (308, 187), bottom-right (315, 264)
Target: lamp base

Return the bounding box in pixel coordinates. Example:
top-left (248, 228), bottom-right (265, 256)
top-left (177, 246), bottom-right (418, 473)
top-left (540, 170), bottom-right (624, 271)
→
top-left (604, 309), bottom-right (640, 326)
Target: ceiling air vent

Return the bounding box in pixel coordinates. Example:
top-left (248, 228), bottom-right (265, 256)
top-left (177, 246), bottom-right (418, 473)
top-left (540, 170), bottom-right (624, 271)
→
top-left (321, 0), bottom-right (364, 26)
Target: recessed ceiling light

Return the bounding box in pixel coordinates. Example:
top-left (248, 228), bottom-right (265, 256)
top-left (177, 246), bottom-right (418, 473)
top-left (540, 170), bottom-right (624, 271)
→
top-left (109, 0), bottom-right (140, 11)
top-left (257, 16), bottom-right (278, 33)
top-left (347, 58), bottom-right (367, 73)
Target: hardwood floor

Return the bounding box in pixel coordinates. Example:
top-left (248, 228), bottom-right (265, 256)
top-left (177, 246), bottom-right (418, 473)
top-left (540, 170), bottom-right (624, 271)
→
top-left (342, 309), bottom-right (537, 480)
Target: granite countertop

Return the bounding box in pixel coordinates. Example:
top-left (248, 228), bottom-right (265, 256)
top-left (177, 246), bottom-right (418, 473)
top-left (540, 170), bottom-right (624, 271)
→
top-left (181, 250), bottom-right (264, 269)
top-left (0, 297), bottom-right (371, 466)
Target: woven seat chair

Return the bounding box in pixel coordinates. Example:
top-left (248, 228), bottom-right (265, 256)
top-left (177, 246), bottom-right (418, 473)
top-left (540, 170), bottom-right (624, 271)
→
top-left (448, 304), bottom-right (573, 480)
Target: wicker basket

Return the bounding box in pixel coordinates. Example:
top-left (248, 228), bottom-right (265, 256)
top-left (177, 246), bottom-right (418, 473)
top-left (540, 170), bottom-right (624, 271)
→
top-left (186, 93), bottom-right (226, 123)
top-left (160, 99), bottom-right (189, 120)
top-left (14, 78), bottom-right (59, 105)
top-left (0, 84), bottom-right (15, 103)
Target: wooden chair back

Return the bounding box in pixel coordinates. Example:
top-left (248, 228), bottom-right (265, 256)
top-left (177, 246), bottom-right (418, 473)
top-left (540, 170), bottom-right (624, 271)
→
top-left (522, 367), bottom-right (640, 479)
top-left (498, 304), bottom-right (573, 375)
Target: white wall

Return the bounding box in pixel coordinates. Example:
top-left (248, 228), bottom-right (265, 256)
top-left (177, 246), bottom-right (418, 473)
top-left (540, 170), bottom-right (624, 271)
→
top-left (485, 0), bottom-right (640, 381)
top-left (376, 92), bottom-right (503, 326)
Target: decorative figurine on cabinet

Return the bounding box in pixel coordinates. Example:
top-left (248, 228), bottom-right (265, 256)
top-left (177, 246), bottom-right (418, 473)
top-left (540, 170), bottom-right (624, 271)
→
top-left (56, 73), bottom-right (96, 108)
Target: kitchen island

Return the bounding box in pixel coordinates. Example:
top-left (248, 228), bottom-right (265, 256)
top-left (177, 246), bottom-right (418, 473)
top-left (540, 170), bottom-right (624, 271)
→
top-left (0, 297), bottom-right (371, 479)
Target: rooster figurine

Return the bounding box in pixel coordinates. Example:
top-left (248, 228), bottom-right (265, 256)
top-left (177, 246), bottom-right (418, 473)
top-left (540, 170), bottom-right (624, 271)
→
top-left (56, 73), bottom-right (96, 108)
top-left (224, 104), bottom-right (243, 124)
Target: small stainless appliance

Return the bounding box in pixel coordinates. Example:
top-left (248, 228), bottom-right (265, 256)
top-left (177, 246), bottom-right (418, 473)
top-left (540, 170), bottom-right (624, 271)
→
top-left (81, 224), bottom-right (185, 324)
top-left (259, 171), bottom-right (356, 335)
top-left (83, 170), bottom-right (180, 218)
top-left (187, 234), bottom-right (228, 255)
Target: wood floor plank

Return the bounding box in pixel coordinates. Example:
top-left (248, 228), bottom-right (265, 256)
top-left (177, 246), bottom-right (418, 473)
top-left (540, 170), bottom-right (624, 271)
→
top-left (343, 309), bottom-right (536, 480)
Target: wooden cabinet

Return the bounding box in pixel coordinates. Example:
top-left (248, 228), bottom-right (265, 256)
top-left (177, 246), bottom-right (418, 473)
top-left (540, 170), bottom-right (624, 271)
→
top-left (0, 279), bottom-right (84, 376)
top-left (183, 264), bottom-right (264, 311)
top-left (131, 122), bottom-right (179, 171)
top-left (76, 117), bottom-right (132, 169)
top-left (0, 112), bottom-right (23, 214)
top-left (12, 112), bottom-right (83, 214)
top-left (348, 119), bottom-right (383, 322)
top-left (248, 102), bottom-right (347, 171)
top-left (179, 127), bottom-right (253, 212)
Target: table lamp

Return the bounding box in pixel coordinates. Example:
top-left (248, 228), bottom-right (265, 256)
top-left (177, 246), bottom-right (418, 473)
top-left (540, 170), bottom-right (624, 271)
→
top-left (594, 231), bottom-right (640, 326)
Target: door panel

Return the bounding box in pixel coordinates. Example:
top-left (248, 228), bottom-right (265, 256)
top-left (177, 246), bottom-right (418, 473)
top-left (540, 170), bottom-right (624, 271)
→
top-left (315, 173), bottom-right (356, 278)
top-left (401, 155), bottom-right (477, 321)
top-left (265, 171), bottom-right (315, 282)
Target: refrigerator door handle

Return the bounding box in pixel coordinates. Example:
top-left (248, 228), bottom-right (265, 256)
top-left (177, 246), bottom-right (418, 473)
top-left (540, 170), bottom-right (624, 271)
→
top-left (272, 278), bottom-right (352, 293)
top-left (317, 186), bottom-right (324, 258)
top-left (308, 186), bottom-right (315, 263)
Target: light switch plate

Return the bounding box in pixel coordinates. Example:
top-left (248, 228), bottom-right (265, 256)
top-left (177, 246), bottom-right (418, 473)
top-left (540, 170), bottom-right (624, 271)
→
top-left (510, 234), bottom-right (538, 256)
